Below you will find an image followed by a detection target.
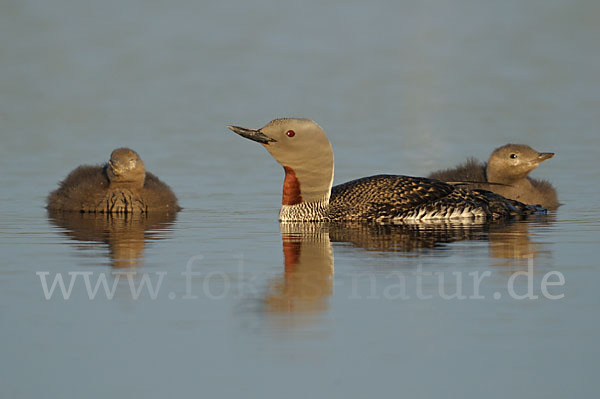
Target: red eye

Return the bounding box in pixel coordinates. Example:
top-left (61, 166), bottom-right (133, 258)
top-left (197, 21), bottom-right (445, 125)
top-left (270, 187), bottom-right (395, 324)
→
top-left (286, 130), bottom-right (295, 138)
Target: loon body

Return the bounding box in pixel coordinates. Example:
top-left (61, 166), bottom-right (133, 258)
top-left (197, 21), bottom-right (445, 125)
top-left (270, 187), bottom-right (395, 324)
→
top-left (227, 118), bottom-right (543, 223)
top-left (428, 144), bottom-right (559, 210)
top-left (47, 148), bottom-right (180, 214)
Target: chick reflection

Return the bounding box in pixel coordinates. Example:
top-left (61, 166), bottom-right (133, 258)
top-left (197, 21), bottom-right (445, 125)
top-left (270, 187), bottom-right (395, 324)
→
top-left (47, 210), bottom-right (177, 268)
top-left (264, 223), bottom-right (333, 314)
top-left (488, 215), bottom-right (554, 267)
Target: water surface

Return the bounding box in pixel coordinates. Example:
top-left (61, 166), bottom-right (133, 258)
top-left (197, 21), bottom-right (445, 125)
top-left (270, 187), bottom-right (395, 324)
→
top-left (1, 0), bottom-right (599, 398)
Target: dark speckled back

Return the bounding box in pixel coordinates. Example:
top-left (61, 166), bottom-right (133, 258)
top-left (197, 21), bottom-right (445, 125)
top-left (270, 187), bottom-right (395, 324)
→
top-left (328, 174), bottom-right (538, 222)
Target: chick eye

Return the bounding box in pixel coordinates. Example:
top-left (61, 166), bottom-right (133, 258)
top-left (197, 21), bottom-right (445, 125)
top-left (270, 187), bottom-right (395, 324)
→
top-left (510, 154), bottom-right (518, 159)
top-left (286, 130), bottom-right (295, 138)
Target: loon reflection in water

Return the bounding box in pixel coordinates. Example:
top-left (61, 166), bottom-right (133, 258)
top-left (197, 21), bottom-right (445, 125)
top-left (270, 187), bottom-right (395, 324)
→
top-left (47, 210), bottom-right (177, 268)
top-left (259, 218), bottom-right (551, 326)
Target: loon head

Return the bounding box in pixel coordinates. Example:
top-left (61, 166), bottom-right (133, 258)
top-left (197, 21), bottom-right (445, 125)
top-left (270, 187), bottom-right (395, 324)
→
top-left (227, 118), bottom-right (335, 206)
top-left (486, 144), bottom-right (554, 183)
top-left (106, 148), bottom-right (146, 188)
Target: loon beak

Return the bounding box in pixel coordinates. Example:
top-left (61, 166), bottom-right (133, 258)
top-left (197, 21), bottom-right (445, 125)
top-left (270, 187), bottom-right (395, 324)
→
top-left (227, 125), bottom-right (277, 144)
top-left (537, 152), bottom-right (555, 162)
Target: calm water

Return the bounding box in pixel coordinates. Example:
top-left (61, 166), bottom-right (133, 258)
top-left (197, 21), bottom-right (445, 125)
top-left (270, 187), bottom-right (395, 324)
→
top-left (1, 0), bottom-right (599, 398)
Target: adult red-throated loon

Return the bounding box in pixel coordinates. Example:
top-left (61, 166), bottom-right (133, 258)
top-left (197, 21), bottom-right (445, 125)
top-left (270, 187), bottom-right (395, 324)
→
top-left (227, 118), bottom-right (545, 223)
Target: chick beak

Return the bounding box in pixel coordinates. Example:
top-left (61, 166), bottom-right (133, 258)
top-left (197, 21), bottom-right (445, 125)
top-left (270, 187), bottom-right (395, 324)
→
top-left (537, 152), bottom-right (555, 162)
top-left (108, 160), bottom-right (120, 175)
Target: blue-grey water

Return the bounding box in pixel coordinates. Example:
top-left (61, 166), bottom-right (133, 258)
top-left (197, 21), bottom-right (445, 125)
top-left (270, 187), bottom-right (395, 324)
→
top-left (1, 0), bottom-right (599, 398)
